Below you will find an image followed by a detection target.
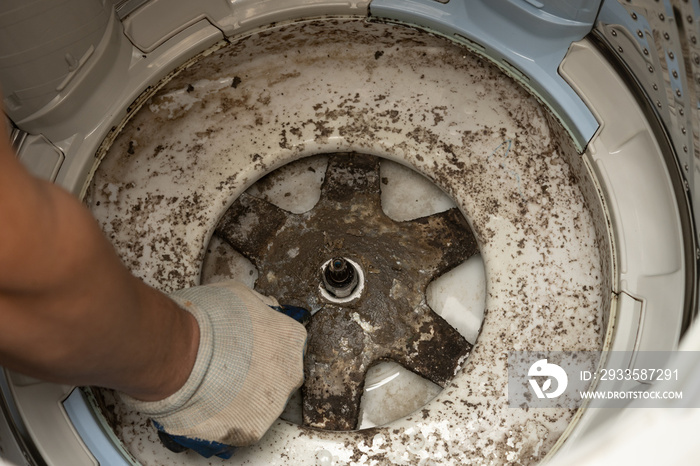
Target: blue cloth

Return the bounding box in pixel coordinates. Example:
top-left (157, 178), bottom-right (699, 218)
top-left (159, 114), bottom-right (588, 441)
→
top-left (270, 304), bottom-right (311, 326)
top-left (154, 421), bottom-right (237, 459)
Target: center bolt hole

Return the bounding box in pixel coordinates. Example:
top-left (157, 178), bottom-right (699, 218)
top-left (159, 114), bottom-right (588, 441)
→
top-left (321, 257), bottom-right (362, 300)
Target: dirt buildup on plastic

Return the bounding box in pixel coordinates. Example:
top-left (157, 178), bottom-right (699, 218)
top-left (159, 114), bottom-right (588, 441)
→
top-left (215, 153), bottom-right (479, 430)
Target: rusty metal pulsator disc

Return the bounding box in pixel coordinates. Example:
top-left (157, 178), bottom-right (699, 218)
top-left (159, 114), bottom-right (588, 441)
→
top-left (215, 152), bottom-right (479, 430)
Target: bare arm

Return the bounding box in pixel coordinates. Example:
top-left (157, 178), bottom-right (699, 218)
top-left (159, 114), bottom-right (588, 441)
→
top-left (0, 134), bottom-right (198, 401)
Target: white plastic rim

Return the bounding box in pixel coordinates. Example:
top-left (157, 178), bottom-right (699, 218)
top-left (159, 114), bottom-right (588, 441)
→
top-left (548, 39), bottom-right (688, 457)
top-left (0, 10), bottom-right (688, 466)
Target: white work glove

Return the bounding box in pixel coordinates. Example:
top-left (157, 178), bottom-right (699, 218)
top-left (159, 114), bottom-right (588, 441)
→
top-left (120, 281), bottom-right (307, 458)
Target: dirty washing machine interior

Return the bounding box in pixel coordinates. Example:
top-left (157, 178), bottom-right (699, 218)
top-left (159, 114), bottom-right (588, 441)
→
top-left (1, 0), bottom-right (699, 465)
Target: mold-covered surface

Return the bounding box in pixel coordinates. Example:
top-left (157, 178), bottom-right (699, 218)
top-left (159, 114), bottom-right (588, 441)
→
top-left (215, 152), bottom-right (477, 431)
top-left (87, 18), bottom-right (606, 465)
top-left (201, 154), bottom-right (478, 431)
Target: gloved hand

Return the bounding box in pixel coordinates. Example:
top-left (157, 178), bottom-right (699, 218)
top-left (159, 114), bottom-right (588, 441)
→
top-left (119, 281), bottom-right (308, 459)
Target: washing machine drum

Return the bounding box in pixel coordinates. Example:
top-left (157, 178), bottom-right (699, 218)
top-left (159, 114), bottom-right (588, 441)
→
top-left (0, 3), bottom-right (693, 466)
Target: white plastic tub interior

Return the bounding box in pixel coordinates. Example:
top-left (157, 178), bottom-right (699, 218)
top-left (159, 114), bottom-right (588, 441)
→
top-left (84, 19), bottom-right (607, 465)
top-left (0, 4), bottom-right (689, 466)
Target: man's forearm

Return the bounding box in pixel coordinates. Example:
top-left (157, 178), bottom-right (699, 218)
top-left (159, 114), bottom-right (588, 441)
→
top-left (0, 136), bottom-right (198, 401)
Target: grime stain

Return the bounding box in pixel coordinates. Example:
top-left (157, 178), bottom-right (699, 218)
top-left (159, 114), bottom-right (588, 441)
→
top-left (215, 153), bottom-right (477, 430)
